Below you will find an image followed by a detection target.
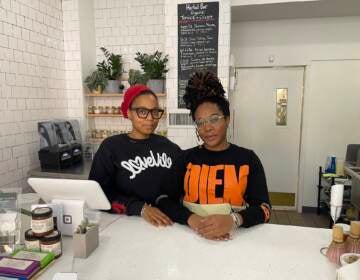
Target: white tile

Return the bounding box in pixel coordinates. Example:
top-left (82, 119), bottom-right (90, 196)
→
top-left (12, 145), bottom-right (24, 158)
top-left (6, 10), bottom-right (16, 25)
top-left (6, 98), bottom-right (17, 110)
top-left (0, 34), bottom-right (9, 48)
top-left (1, 0), bottom-right (11, 10)
top-left (2, 148), bottom-right (12, 161)
top-left (19, 3), bottom-right (29, 17)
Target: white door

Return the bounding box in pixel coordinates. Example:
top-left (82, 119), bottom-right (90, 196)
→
top-left (233, 67), bottom-right (304, 208)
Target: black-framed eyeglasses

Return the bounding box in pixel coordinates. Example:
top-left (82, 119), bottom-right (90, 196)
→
top-left (194, 115), bottom-right (225, 129)
top-left (130, 107), bottom-right (165, 119)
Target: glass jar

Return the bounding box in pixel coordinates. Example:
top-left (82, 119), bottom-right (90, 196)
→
top-left (24, 229), bottom-right (40, 251)
top-left (95, 129), bottom-right (102, 139)
top-left (40, 230), bottom-right (62, 258)
top-left (101, 130), bottom-right (107, 139)
top-left (105, 106), bottom-right (112, 114)
top-left (87, 106), bottom-right (93, 114)
top-left (31, 207), bottom-right (54, 238)
top-left (94, 106), bottom-right (100, 114)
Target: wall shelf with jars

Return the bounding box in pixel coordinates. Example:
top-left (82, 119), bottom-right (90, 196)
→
top-left (85, 93), bottom-right (166, 97)
top-left (83, 49), bottom-right (170, 159)
top-left (84, 91), bottom-right (168, 157)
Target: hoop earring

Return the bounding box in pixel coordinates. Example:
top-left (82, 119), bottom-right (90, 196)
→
top-left (195, 129), bottom-right (202, 147)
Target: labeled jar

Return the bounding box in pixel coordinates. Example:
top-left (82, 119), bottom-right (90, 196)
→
top-left (105, 106), bottom-right (113, 114)
top-left (101, 130), bottom-right (108, 139)
top-left (91, 129), bottom-right (97, 139)
top-left (40, 230), bottom-right (62, 258)
top-left (94, 129), bottom-right (100, 139)
top-left (94, 106), bottom-right (100, 114)
top-left (24, 229), bottom-right (40, 251)
top-left (87, 106), bottom-right (93, 114)
top-left (31, 207), bottom-right (54, 237)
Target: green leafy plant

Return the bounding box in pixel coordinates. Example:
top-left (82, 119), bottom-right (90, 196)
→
top-left (134, 51), bottom-right (169, 79)
top-left (84, 70), bottom-right (108, 92)
top-left (75, 218), bottom-right (95, 234)
top-left (128, 69), bottom-right (149, 86)
top-left (97, 47), bottom-right (123, 80)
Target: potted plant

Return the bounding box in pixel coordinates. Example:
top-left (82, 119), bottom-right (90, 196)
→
top-left (128, 69), bottom-right (149, 86)
top-left (134, 51), bottom-right (169, 93)
top-left (84, 70), bottom-right (108, 94)
top-left (97, 47), bottom-right (123, 93)
top-left (73, 218), bottom-right (99, 259)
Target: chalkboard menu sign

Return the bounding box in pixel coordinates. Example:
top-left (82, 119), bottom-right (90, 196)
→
top-left (177, 2), bottom-right (219, 108)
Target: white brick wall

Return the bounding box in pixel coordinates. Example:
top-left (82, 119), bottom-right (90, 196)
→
top-left (94, 0), bottom-right (165, 72)
top-left (0, 0), bottom-right (67, 191)
top-left (62, 0), bottom-right (84, 124)
top-left (91, 0), bottom-right (166, 134)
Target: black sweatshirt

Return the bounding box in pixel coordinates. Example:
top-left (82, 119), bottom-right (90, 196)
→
top-left (158, 144), bottom-right (271, 228)
top-left (88, 134), bottom-right (181, 216)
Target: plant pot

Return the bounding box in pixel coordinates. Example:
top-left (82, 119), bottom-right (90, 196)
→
top-left (147, 79), bottom-right (165, 93)
top-left (105, 80), bottom-right (121, 93)
top-left (92, 85), bottom-right (103, 95)
top-left (73, 224), bottom-right (99, 258)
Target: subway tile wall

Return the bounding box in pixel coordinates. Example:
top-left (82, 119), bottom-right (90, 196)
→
top-left (90, 0), bottom-right (166, 135)
top-left (0, 0), bottom-right (67, 191)
top-left (62, 0), bottom-right (83, 121)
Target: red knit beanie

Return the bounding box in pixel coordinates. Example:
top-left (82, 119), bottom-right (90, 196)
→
top-left (121, 84), bottom-right (152, 118)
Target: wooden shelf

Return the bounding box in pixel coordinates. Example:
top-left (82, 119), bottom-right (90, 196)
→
top-left (88, 111), bottom-right (167, 118)
top-left (86, 93), bottom-right (124, 97)
top-left (86, 131), bottom-right (168, 144)
top-left (86, 139), bottom-right (104, 144)
top-left (87, 113), bottom-right (123, 117)
top-left (85, 93), bottom-right (166, 97)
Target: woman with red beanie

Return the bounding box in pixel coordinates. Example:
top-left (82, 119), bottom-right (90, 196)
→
top-left (89, 84), bottom-right (180, 227)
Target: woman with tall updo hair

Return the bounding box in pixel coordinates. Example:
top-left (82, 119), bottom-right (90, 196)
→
top-left (157, 71), bottom-right (271, 240)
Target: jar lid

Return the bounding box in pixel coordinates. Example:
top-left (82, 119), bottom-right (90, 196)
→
top-left (41, 230), bottom-right (61, 243)
top-left (350, 221), bottom-right (360, 238)
top-left (32, 207), bottom-right (52, 218)
top-left (25, 229), bottom-right (39, 241)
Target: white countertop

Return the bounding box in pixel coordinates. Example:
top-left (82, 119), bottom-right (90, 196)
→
top-left (38, 213), bottom-right (336, 280)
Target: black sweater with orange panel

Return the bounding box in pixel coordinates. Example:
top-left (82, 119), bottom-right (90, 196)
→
top-left (158, 144), bottom-right (271, 228)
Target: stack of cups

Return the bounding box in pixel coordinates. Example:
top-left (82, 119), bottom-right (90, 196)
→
top-left (330, 184), bottom-right (344, 223)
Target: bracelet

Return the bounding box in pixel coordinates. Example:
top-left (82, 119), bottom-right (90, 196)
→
top-left (140, 203), bottom-right (147, 217)
top-left (230, 212), bottom-right (242, 228)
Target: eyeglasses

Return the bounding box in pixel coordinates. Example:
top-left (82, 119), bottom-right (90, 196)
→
top-left (194, 115), bottom-right (225, 129)
top-left (130, 107), bottom-right (164, 119)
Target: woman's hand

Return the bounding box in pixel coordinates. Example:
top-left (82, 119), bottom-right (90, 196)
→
top-left (141, 204), bottom-right (173, 226)
top-left (196, 214), bottom-right (234, 239)
top-left (187, 214), bottom-right (203, 231)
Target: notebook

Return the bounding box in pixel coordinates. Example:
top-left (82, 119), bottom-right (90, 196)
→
top-left (0, 257), bottom-right (40, 280)
top-left (12, 250), bottom-right (55, 269)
